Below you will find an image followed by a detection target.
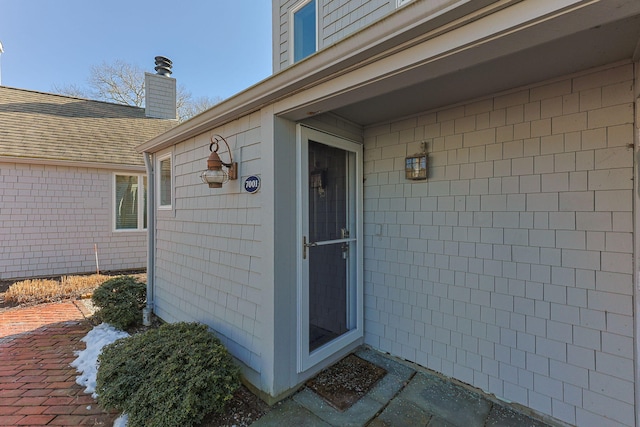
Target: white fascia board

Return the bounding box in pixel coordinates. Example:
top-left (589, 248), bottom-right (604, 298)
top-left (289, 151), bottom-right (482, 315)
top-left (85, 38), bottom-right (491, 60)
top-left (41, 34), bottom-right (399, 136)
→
top-left (136, 0), bottom-right (506, 154)
top-left (137, 0), bottom-right (637, 154)
top-left (277, 0), bottom-right (637, 118)
top-left (0, 156), bottom-right (145, 172)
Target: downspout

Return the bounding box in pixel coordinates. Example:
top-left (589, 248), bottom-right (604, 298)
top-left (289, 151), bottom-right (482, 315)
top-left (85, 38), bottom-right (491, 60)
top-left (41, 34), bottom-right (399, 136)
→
top-left (143, 151), bottom-right (155, 326)
top-left (633, 57), bottom-right (640, 427)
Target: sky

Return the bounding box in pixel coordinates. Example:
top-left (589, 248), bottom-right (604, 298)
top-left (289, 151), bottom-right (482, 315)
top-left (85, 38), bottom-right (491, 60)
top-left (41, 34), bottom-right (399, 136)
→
top-left (0, 1), bottom-right (273, 101)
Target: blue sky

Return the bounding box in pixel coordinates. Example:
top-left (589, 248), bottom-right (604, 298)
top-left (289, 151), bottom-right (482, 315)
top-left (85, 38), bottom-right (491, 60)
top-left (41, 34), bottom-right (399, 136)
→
top-left (0, 1), bottom-right (272, 101)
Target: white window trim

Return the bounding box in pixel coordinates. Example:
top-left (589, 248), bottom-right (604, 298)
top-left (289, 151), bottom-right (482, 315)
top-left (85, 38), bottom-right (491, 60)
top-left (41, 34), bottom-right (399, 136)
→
top-left (289, 0), bottom-right (318, 64)
top-left (113, 173), bottom-right (146, 232)
top-left (157, 151), bottom-right (173, 211)
top-left (396, 0), bottom-right (415, 7)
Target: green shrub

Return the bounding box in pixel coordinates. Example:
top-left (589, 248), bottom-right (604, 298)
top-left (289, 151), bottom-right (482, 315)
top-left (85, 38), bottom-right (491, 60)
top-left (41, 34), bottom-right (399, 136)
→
top-left (91, 276), bottom-right (146, 330)
top-left (96, 322), bottom-right (240, 427)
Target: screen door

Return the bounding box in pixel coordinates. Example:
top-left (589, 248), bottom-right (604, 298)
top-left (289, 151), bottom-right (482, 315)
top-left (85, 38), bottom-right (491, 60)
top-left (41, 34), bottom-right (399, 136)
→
top-left (297, 125), bottom-right (363, 372)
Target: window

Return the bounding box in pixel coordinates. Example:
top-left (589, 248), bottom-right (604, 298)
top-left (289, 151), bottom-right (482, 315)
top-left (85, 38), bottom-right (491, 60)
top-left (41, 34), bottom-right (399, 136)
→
top-left (158, 153), bottom-right (172, 209)
top-left (292, 0), bottom-right (316, 62)
top-left (114, 174), bottom-right (147, 230)
top-left (396, 0), bottom-right (415, 7)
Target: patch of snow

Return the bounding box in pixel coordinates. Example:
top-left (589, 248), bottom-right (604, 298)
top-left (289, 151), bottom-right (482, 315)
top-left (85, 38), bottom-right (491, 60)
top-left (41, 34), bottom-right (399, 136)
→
top-left (113, 413), bottom-right (129, 427)
top-left (70, 323), bottom-right (130, 426)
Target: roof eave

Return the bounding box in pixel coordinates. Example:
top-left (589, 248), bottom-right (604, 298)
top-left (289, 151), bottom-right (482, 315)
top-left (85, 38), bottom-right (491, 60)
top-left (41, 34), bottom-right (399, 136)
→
top-left (136, 0), bottom-right (506, 153)
top-left (0, 156), bottom-right (146, 171)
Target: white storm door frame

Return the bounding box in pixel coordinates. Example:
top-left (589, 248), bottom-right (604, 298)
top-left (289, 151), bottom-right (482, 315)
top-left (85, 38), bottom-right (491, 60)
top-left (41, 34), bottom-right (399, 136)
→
top-left (296, 124), bottom-right (363, 373)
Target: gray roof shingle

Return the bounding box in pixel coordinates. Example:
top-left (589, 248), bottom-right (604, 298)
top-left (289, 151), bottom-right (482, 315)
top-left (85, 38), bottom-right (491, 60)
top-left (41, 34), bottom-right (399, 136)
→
top-left (0, 86), bottom-right (177, 167)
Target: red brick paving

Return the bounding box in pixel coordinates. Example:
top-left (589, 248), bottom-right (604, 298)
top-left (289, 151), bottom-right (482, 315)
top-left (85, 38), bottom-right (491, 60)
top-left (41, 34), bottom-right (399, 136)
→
top-left (0, 301), bottom-right (93, 337)
top-left (0, 302), bottom-right (118, 426)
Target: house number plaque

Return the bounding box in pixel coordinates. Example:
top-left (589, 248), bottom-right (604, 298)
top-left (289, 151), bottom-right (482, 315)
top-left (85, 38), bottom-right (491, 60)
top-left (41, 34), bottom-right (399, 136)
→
top-left (244, 175), bottom-right (261, 194)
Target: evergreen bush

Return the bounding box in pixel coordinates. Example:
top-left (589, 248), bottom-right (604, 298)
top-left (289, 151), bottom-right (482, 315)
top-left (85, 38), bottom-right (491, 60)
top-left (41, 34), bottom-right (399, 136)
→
top-left (96, 322), bottom-right (240, 427)
top-left (91, 276), bottom-right (146, 329)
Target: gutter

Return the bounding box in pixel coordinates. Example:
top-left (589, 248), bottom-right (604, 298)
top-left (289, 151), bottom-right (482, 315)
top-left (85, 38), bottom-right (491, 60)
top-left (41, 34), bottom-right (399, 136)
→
top-left (135, 0), bottom-right (634, 155)
top-left (135, 0), bottom-right (509, 154)
top-left (0, 156), bottom-right (145, 172)
top-left (142, 152), bottom-right (155, 326)
top-left (633, 58), bottom-right (640, 427)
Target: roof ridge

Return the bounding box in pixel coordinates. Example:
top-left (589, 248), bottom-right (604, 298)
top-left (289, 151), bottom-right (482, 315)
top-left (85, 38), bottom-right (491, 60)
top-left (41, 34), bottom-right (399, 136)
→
top-left (0, 85), bottom-right (145, 111)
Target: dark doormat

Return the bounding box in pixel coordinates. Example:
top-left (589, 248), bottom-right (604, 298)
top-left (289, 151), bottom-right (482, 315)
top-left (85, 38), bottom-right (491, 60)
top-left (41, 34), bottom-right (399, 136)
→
top-left (306, 354), bottom-right (387, 411)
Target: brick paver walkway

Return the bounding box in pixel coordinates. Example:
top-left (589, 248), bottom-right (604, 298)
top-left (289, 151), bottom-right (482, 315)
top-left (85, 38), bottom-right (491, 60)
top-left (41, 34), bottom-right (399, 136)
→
top-left (0, 302), bottom-right (118, 426)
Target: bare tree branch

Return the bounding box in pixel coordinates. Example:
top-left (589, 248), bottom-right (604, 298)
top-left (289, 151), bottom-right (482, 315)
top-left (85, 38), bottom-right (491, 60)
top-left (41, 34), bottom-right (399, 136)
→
top-left (176, 85), bottom-right (222, 121)
top-left (51, 60), bottom-right (220, 121)
top-left (51, 83), bottom-right (90, 99)
top-left (88, 60), bottom-right (145, 106)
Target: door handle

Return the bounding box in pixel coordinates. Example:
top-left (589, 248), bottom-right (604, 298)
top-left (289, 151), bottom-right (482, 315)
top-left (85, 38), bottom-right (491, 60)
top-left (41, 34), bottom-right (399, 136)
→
top-left (303, 236), bottom-right (317, 259)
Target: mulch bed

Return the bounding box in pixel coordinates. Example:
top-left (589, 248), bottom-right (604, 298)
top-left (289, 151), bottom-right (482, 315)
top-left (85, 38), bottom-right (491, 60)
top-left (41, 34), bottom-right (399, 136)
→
top-left (0, 270), bottom-right (146, 311)
top-left (306, 353), bottom-right (387, 411)
top-left (198, 385), bottom-right (272, 426)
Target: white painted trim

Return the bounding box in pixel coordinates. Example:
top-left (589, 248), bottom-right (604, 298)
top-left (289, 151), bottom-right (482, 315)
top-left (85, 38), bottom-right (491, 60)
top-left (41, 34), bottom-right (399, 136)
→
top-left (295, 124), bottom-right (306, 373)
top-left (273, 0), bottom-right (619, 122)
top-left (296, 124), bottom-right (364, 373)
top-left (137, 0), bottom-right (509, 153)
top-left (0, 156), bottom-right (145, 172)
top-left (113, 173), bottom-right (147, 232)
top-left (396, 0), bottom-right (415, 8)
top-left (137, 0), bottom-right (640, 154)
top-left (156, 151), bottom-right (173, 211)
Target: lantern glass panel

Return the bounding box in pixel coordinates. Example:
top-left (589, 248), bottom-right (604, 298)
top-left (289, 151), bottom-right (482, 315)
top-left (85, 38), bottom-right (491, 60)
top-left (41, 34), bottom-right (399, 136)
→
top-left (405, 155), bottom-right (427, 180)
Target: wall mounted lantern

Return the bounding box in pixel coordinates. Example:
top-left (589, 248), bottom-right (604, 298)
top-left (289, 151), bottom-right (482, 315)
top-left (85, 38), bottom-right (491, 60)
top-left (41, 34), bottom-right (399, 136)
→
top-left (200, 134), bottom-right (238, 188)
top-left (405, 154), bottom-right (427, 180)
top-left (405, 141), bottom-right (428, 180)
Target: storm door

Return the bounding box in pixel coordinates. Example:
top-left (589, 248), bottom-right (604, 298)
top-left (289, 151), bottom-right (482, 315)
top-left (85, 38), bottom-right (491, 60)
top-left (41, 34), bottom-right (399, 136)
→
top-left (297, 125), bottom-right (363, 372)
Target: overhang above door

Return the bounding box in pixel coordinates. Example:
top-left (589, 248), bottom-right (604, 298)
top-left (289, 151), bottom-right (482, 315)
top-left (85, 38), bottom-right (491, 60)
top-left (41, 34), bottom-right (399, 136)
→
top-left (278, 1), bottom-right (640, 127)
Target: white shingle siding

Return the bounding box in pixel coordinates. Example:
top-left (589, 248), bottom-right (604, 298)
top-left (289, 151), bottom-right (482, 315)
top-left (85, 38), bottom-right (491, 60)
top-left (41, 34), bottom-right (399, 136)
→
top-left (274, 0), bottom-right (393, 72)
top-left (0, 163), bottom-right (146, 279)
top-left (153, 114), bottom-right (263, 375)
top-left (362, 62), bottom-right (635, 426)
top-left (321, 0), bottom-right (391, 47)
top-left (145, 73), bottom-right (177, 120)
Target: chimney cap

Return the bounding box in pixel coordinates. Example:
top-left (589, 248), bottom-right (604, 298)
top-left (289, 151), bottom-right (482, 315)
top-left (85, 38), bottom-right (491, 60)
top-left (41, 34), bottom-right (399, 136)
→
top-left (154, 56), bottom-right (173, 77)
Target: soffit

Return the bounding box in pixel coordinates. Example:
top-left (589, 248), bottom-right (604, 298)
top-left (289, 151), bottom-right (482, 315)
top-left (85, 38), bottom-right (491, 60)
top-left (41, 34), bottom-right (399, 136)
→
top-left (286, 1), bottom-right (640, 126)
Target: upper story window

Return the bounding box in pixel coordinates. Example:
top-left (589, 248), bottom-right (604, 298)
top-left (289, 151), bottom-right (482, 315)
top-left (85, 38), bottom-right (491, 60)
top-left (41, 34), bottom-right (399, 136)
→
top-left (292, 0), bottom-right (317, 63)
top-left (114, 174), bottom-right (146, 231)
top-left (396, 0), bottom-right (415, 7)
top-left (158, 153), bottom-right (172, 210)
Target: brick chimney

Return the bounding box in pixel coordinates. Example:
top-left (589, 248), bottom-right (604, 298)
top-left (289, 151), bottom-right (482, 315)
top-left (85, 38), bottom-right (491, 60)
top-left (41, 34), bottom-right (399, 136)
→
top-left (145, 56), bottom-right (177, 119)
